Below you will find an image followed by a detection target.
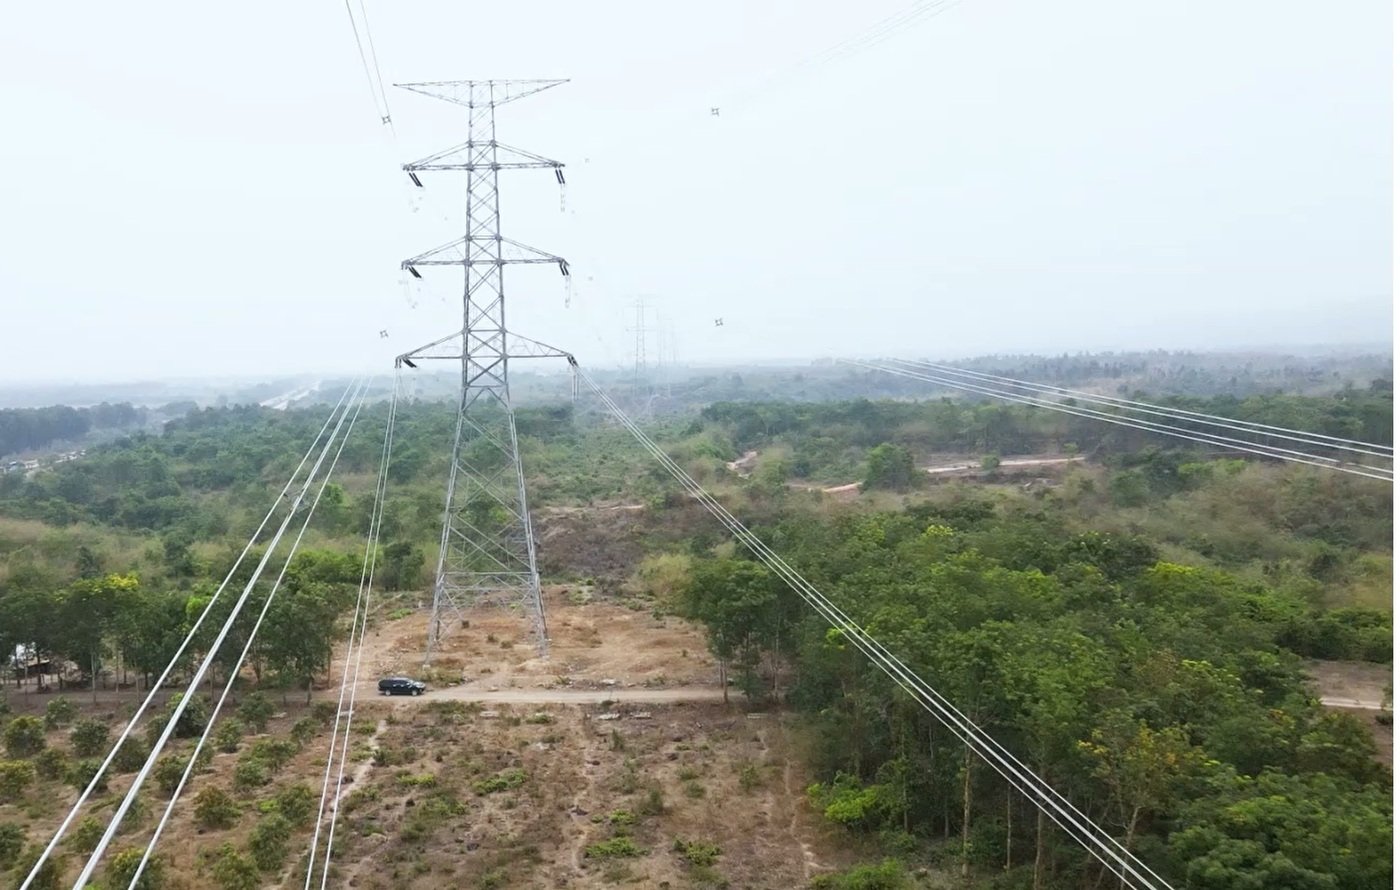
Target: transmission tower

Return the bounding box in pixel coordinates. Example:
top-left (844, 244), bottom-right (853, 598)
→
top-left (629, 297), bottom-right (651, 401)
top-left (392, 79), bottom-right (574, 660)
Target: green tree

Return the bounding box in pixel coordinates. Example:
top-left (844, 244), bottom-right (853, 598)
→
top-left (679, 559), bottom-right (791, 702)
top-left (210, 842), bottom-right (260, 890)
top-left (248, 811), bottom-right (291, 871)
top-left (261, 582), bottom-right (350, 703)
top-left (236, 693), bottom-right (273, 734)
top-left (152, 753), bottom-right (191, 796)
top-left (70, 718), bottom-right (110, 757)
top-left (0, 759), bottom-right (36, 801)
top-left (68, 817), bottom-right (104, 853)
top-left (862, 443), bottom-right (917, 491)
top-left (33, 747), bottom-right (69, 780)
top-left (214, 718), bottom-right (245, 754)
top-left (0, 823), bottom-right (24, 870)
top-left (67, 757), bottom-right (109, 793)
top-left (43, 696), bottom-right (76, 729)
top-left (14, 843), bottom-right (64, 890)
top-left (112, 737), bottom-right (150, 773)
top-left (194, 785), bottom-right (241, 830)
top-left (107, 847), bottom-right (167, 890)
top-left (54, 573), bottom-right (141, 703)
top-left (4, 716), bottom-right (45, 758)
top-left (272, 782), bottom-right (316, 827)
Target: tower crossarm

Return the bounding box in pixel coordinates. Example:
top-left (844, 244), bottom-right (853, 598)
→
top-left (396, 328), bottom-right (574, 367)
top-left (405, 140), bottom-right (565, 174)
top-left (400, 237), bottom-right (569, 274)
top-left (395, 78), bottom-right (567, 108)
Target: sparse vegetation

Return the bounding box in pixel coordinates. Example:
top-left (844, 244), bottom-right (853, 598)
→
top-left (584, 836), bottom-right (645, 859)
top-left (471, 768), bottom-right (526, 795)
top-left (673, 837), bottom-right (722, 867)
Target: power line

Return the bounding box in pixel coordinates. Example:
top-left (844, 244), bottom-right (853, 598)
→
top-left (126, 382), bottom-right (372, 889)
top-left (722, 0), bottom-right (966, 110)
top-left (888, 357), bottom-right (1394, 458)
top-left (356, 0), bottom-right (392, 127)
top-left (306, 375), bottom-right (400, 889)
top-left (18, 380), bottom-right (362, 890)
top-left (572, 362), bottom-right (1176, 890)
top-left (70, 381), bottom-right (371, 889)
top-left (342, 1), bottom-right (386, 123)
top-left (847, 359), bottom-right (1393, 481)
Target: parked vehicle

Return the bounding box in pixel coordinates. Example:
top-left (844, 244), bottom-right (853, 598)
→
top-left (377, 677), bottom-right (427, 696)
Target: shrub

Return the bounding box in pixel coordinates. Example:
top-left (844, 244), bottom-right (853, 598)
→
top-left (290, 716), bottom-right (319, 746)
top-left (0, 761), bottom-right (38, 801)
top-left (607, 809), bottom-right (637, 828)
top-left (232, 758), bottom-right (269, 792)
top-left (194, 786), bottom-right (241, 830)
top-left (237, 693), bottom-right (274, 734)
top-left (44, 696), bottom-right (77, 729)
top-left (107, 847), bottom-right (167, 890)
top-left (152, 753), bottom-right (190, 795)
top-left (15, 843), bottom-right (63, 890)
top-left (67, 758), bottom-right (109, 793)
top-left (34, 747), bottom-right (69, 780)
top-left (673, 838), bottom-right (722, 867)
top-left (147, 694), bottom-right (210, 745)
top-left (639, 786), bottom-right (665, 816)
top-left (0, 823), bottom-right (24, 869)
top-left (70, 718), bottom-right (110, 757)
top-left (113, 736), bottom-right (150, 773)
top-left (309, 700), bottom-right (338, 724)
top-left (211, 842), bottom-right (260, 890)
top-left (272, 782), bottom-right (316, 827)
top-left (809, 858), bottom-right (908, 890)
top-left (400, 791), bottom-right (466, 842)
top-left (738, 762), bottom-right (761, 793)
top-left (472, 768), bottom-right (526, 795)
top-left (248, 738), bottom-right (298, 772)
top-left (4, 716), bottom-right (46, 758)
top-left (584, 836), bottom-right (644, 859)
top-left (69, 816), bottom-right (104, 853)
top-left (248, 812), bottom-right (291, 871)
top-left (208, 718), bottom-right (242, 754)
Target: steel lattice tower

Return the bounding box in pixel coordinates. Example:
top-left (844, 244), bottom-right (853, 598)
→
top-left (393, 79), bottom-right (573, 660)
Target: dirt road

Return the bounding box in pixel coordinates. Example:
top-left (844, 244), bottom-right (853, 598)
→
top-left (387, 685), bottom-right (728, 705)
top-left (808, 454), bottom-right (1086, 493)
top-left (1319, 696), bottom-right (1387, 710)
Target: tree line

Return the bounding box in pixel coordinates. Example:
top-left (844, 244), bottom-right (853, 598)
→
top-left (0, 403), bottom-right (149, 459)
top-left (0, 549), bottom-right (362, 703)
top-left (673, 498), bottom-right (1391, 888)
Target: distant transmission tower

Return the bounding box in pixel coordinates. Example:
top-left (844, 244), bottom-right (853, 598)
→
top-left (629, 297), bottom-right (651, 401)
top-left (393, 79), bottom-right (574, 660)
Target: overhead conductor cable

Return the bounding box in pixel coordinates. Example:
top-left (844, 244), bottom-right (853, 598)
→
top-left (18, 379), bottom-right (361, 890)
top-left (572, 364), bottom-right (1175, 890)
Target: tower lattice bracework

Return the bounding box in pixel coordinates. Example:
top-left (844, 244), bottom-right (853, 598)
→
top-left (394, 79), bottom-right (574, 660)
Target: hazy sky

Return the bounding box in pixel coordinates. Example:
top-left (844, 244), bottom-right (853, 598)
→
top-left (0, 0), bottom-right (1391, 384)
